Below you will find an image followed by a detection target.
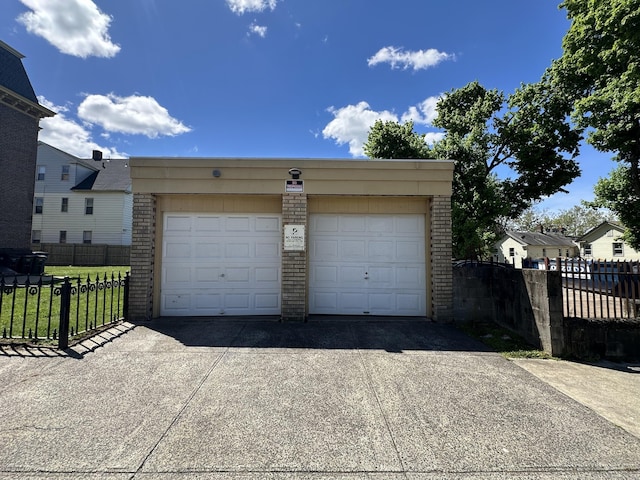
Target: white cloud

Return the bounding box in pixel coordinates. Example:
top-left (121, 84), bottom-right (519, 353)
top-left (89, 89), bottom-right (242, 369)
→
top-left (226, 0), bottom-right (277, 15)
top-left (401, 96), bottom-right (440, 126)
top-left (77, 93), bottom-right (191, 138)
top-left (323, 98), bottom-right (445, 157)
top-left (367, 46), bottom-right (454, 71)
top-left (248, 22), bottom-right (268, 37)
top-left (37, 97), bottom-right (126, 158)
top-left (322, 102), bottom-right (397, 157)
top-left (17, 0), bottom-right (120, 58)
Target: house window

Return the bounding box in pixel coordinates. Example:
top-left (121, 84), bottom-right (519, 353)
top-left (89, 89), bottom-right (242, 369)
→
top-left (61, 197), bottom-right (68, 212)
top-left (584, 243), bottom-right (592, 256)
top-left (59, 231), bottom-right (67, 244)
top-left (613, 242), bottom-right (623, 257)
top-left (508, 247), bottom-right (515, 257)
top-left (32, 230), bottom-right (41, 244)
top-left (542, 248), bottom-right (547, 258)
top-left (566, 249), bottom-right (570, 257)
top-left (37, 166), bottom-right (45, 181)
top-left (34, 197), bottom-right (43, 214)
top-left (85, 198), bottom-right (94, 215)
top-left (558, 249), bottom-right (562, 257)
top-left (61, 165), bottom-right (70, 181)
top-left (83, 231), bottom-right (92, 244)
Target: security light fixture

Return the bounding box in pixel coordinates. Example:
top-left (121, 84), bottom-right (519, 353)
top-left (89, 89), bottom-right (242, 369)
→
top-left (288, 168), bottom-right (302, 179)
top-left (212, 169), bottom-right (221, 178)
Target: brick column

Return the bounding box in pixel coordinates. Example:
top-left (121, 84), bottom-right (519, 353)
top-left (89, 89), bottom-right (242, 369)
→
top-left (281, 193), bottom-right (307, 321)
top-left (430, 195), bottom-right (453, 322)
top-left (129, 193), bottom-right (156, 321)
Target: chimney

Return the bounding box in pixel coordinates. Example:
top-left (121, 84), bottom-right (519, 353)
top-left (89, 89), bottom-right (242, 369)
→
top-left (92, 150), bottom-right (103, 161)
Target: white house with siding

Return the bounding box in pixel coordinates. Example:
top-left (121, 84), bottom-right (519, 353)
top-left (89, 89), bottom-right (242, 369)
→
top-left (577, 221), bottom-right (640, 260)
top-left (31, 142), bottom-right (132, 246)
top-left (494, 230), bottom-right (579, 267)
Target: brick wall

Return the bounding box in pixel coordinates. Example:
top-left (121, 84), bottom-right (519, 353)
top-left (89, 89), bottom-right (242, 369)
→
top-left (0, 104), bottom-right (40, 249)
top-left (129, 193), bottom-right (156, 320)
top-left (281, 193), bottom-right (307, 321)
top-left (430, 195), bottom-right (453, 322)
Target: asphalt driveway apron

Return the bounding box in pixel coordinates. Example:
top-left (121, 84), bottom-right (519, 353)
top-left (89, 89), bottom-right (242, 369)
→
top-left (0, 318), bottom-right (638, 479)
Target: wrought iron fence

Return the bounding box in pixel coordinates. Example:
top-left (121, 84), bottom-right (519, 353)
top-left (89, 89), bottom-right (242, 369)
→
top-left (535, 258), bottom-right (639, 320)
top-left (0, 272), bottom-right (129, 349)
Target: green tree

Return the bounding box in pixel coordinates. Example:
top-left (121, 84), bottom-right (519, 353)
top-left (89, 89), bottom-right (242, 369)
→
top-left (591, 166), bottom-right (640, 248)
top-left (364, 81), bottom-right (581, 259)
top-left (549, 0), bottom-right (640, 248)
top-left (507, 204), bottom-right (616, 237)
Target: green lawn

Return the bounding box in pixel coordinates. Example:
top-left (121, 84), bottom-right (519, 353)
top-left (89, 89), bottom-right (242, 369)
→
top-left (45, 265), bottom-right (129, 279)
top-left (1, 266), bottom-right (129, 344)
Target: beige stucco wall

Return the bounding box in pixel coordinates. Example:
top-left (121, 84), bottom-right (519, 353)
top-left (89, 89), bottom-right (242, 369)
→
top-left (130, 158), bottom-right (454, 196)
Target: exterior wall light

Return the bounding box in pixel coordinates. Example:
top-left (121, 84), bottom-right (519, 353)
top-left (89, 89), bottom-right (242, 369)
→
top-left (288, 168), bottom-right (302, 179)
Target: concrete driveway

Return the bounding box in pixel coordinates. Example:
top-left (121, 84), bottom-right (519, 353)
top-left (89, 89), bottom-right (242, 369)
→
top-left (0, 318), bottom-right (639, 479)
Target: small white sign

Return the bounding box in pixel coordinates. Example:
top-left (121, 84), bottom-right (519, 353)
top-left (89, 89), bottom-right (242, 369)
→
top-left (286, 180), bottom-right (304, 192)
top-left (284, 225), bottom-right (305, 251)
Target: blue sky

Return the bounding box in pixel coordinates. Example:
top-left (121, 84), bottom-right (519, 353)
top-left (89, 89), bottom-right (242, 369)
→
top-left (2, 0), bottom-right (616, 211)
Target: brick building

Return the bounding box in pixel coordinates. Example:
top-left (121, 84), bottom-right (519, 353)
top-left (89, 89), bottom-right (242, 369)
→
top-left (0, 41), bottom-right (54, 249)
top-left (129, 158), bottom-right (454, 322)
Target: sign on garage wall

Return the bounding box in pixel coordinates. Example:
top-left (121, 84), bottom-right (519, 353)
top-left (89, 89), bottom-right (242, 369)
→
top-left (284, 225), bottom-right (305, 251)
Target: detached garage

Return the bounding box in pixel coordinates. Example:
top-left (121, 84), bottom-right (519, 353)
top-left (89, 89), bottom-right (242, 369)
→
top-left (128, 158), bottom-right (454, 322)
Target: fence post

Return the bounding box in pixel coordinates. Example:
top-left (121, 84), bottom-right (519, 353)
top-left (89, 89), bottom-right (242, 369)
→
top-left (123, 272), bottom-right (130, 320)
top-left (58, 277), bottom-right (71, 350)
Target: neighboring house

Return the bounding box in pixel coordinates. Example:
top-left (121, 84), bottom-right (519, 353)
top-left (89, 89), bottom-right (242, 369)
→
top-left (494, 230), bottom-right (579, 266)
top-left (0, 41), bottom-right (54, 249)
top-left (577, 221), bottom-right (640, 260)
top-left (31, 142), bottom-right (132, 246)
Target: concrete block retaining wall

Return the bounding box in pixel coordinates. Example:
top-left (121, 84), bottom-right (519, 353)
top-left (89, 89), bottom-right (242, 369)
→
top-left (453, 265), bottom-right (640, 361)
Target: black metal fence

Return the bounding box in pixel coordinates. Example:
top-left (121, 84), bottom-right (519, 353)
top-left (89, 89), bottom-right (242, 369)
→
top-left (527, 258), bottom-right (639, 320)
top-left (0, 272), bottom-right (129, 349)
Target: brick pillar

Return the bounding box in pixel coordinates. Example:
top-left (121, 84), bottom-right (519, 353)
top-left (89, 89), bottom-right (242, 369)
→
top-left (129, 193), bottom-right (156, 321)
top-left (430, 195), bottom-right (453, 322)
top-left (281, 193), bottom-right (307, 321)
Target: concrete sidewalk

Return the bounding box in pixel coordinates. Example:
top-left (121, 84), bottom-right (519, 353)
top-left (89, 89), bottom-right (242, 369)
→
top-left (0, 318), bottom-right (639, 479)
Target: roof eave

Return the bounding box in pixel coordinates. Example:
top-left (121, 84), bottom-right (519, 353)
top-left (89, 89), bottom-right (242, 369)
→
top-left (0, 85), bottom-right (55, 119)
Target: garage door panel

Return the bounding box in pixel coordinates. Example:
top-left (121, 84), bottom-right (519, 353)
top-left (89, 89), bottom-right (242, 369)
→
top-left (225, 242), bottom-right (250, 258)
top-left (341, 240), bottom-right (366, 258)
top-left (312, 292), bottom-right (338, 311)
top-left (368, 266), bottom-right (393, 285)
top-left (368, 216), bottom-right (394, 233)
top-left (163, 292), bottom-right (192, 311)
top-left (342, 216), bottom-right (366, 233)
top-left (165, 215), bottom-right (192, 232)
top-left (340, 292), bottom-right (367, 312)
top-left (397, 240), bottom-right (424, 260)
top-left (256, 216), bottom-right (279, 232)
top-left (163, 266), bottom-right (192, 285)
top-left (341, 266), bottom-right (366, 283)
top-left (396, 266), bottom-right (424, 286)
top-left (226, 216), bottom-right (251, 231)
top-left (312, 265), bottom-right (338, 284)
top-left (194, 216), bottom-right (222, 232)
top-left (194, 267), bottom-right (223, 283)
top-left (256, 241), bottom-right (279, 258)
top-left (164, 242), bottom-right (191, 259)
top-left (255, 266), bottom-right (279, 283)
top-left (161, 213), bottom-right (281, 316)
top-left (255, 293), bottom-right (280, 309)
top-left (313, 239), bottom-right (339, 260)
top-left (195, 241), bottom-right (222, 258)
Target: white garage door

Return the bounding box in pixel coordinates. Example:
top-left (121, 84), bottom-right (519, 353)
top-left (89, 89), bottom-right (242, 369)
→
top-left (309, 214), bottom-right (426, 316)
top-left (161, 214), bottom-right (281, 316)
